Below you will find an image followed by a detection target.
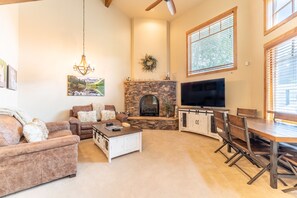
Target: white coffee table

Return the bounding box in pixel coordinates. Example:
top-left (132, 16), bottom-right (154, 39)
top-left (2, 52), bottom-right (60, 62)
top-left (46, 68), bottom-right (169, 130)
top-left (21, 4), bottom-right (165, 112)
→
top-left (93, 124), bottom-right (142, 163)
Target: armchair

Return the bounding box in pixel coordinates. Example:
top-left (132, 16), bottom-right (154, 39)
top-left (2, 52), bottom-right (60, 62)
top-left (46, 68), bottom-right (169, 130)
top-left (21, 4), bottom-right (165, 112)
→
top-left (69, 104), bottom-right (128, 139)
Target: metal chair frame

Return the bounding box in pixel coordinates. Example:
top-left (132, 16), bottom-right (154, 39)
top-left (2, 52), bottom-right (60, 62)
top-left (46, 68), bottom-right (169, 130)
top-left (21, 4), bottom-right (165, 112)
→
top-left (213, 111), bottom-right (240, 163)
top-left (227, 114), bottom-right (272, 185)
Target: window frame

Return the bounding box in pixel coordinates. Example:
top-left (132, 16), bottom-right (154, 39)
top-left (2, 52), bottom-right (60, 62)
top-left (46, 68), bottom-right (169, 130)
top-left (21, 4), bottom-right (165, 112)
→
top-left (264, 0), bottom-right (297, 36)
top-left (264, 27), bottom-right (297, 119)
top-left (186, 7), bottom-right (237, 77)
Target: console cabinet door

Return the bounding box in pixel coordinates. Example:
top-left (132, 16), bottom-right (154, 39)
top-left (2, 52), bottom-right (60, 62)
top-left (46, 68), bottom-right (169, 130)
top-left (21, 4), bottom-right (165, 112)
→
top-left (189, 113), bottom-right (208, 135)
top-left (179, 111), bottom-right (189, 131)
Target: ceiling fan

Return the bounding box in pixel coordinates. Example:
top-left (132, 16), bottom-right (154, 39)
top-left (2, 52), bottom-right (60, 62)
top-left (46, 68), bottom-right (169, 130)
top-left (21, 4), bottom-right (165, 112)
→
top-left (145, 0), bottom-right (176, 15)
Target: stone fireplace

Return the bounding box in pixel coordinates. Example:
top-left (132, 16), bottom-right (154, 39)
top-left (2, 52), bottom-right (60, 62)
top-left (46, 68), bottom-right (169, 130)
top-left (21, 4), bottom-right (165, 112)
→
top-left (124, 80), bottom-right (177, 117)
top-left (139, 95), bottom-right (159, 116)
top-left (124, 80), bottom-right (178, 130)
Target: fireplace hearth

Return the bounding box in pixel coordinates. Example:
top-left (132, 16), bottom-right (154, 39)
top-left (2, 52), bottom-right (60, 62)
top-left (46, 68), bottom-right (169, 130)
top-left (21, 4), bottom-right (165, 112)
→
top-left (140, 95), bottom-right (159, 116)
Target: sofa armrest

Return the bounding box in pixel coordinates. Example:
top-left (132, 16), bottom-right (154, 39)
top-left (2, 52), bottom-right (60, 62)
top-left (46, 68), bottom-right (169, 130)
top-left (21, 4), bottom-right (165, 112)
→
top-left (46, 121), bottom-right (70, 132)
top-left (0, 135), bottom-right (80, 159)
top-left (116, 113), bottom-right (128, 122)
top-left (69, 117), bottom-right (81, 136)
top-left (69, 117), bottom-right (81, 125)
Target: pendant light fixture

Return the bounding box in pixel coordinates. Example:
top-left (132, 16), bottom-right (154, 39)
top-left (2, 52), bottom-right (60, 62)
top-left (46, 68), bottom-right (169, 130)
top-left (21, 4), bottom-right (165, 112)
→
top-left (73, 0), bottom-right (94, 76)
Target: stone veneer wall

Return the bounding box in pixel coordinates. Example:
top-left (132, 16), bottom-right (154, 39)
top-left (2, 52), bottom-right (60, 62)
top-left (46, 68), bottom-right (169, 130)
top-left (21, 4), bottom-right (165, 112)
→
top-left (124, 81), bottom-right (177, 117)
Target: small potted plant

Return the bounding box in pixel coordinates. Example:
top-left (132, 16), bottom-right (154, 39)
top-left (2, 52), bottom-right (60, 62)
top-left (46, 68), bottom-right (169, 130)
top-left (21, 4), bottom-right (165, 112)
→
top-left (164, 99), bottom-right (173, 118)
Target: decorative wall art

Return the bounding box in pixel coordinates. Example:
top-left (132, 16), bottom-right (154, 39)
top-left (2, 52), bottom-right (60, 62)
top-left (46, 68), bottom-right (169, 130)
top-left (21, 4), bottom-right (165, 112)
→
top-left (67, 75), bottom-right (105, 96)
top-left (0, 59), bottom-right (7, 88)
top-left (140, 54), bottom-right (158, 72)
top-left (7, 65), bottom-right (17, 91)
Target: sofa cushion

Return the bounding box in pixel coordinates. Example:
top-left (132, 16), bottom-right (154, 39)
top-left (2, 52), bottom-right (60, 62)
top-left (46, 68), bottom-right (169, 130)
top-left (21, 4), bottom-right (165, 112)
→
top-left (80, 122), bottom-right (98, 130)
top-left (77, 111), bottom-right (97, 123)
top-left (48, 130), bottom-right (72, 139)
top-left (72, 104), bottom-right (93, 117)
top-left (92, 103), bottom-right (104, 120)
top-left (0, 115), bottom-right (23, 146)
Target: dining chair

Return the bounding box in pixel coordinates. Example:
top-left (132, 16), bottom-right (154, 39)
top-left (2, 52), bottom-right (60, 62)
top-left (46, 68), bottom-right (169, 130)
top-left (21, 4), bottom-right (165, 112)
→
top-left (237, 108), bottom-right (257, 118)
top-left (279, 155), bottom-right (297, 193)
top-left (213, 111), bottom-right (240, 163)
top-left (227, 114), bottom-right (272, 185)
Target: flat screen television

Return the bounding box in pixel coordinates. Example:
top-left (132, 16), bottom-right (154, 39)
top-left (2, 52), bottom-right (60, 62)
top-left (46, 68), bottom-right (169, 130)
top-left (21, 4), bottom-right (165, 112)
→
top-left (181, 78), bottom-right (225, 107)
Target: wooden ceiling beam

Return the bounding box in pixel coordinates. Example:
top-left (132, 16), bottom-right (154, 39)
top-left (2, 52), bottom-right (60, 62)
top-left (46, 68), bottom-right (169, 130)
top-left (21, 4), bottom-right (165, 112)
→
top-left (0, 0), bottom-right (39, 5)
top-left (105, 0), bottom-right (112, 8)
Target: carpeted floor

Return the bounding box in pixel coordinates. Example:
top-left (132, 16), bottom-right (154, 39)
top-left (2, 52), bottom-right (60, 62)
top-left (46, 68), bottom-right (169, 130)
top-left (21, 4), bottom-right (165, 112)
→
top-left (7, 130), bottom-right (297, 198)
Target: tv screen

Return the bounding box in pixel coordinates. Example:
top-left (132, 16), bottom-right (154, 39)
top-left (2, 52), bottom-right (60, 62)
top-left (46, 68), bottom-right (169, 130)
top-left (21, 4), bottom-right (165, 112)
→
top-left (181, 78), bottom-right (225, 107)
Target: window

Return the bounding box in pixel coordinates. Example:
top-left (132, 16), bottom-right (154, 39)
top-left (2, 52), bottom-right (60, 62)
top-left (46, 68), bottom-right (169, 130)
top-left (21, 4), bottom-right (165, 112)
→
top-left (265, 28), bottom-right (297, 119)
top-left (186, 7), bottom-right (237, 76)
top-left (265, 0), bottom-right (297, 35)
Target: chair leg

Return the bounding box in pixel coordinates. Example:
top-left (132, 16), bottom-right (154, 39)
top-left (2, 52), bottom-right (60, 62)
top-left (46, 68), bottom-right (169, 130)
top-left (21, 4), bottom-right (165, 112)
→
top-left (229, 153), bottom-right (244, 167)
top-left (247, 164), bottom-right (270, 185)
top-left (283, 186), bottom-right (297, 193)
top-left (214, 142), bottom-right (227, 153)
top-left (225, 151), bottom-right (239, 164)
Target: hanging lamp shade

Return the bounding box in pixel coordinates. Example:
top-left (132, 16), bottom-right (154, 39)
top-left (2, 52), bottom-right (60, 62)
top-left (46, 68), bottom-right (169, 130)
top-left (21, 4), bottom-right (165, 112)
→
top-left (73, 0), bottom-right (94, 76)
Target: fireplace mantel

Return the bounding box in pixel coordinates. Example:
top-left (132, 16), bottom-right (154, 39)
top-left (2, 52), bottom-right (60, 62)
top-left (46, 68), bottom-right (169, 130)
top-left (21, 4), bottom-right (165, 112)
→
top-left (124, 80), bottom-right (177, 117)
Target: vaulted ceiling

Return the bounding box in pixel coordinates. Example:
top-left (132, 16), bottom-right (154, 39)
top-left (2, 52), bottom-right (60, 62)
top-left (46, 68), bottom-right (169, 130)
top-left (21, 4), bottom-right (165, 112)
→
top-left (0, 0), bottom-right (39, 5)
top-left (107, 0), bottom-right (205, 21)
top-left (0, 0), bottom-right (205, 21)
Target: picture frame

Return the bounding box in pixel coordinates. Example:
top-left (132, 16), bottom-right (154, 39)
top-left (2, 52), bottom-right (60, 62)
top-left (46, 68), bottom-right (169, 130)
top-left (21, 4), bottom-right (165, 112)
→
top-left (0, 59), bottom-right (7, 88)
top-left (67, 75), bottom-right (105, 96)
top-left (7, 65), bottom-right (17, 91)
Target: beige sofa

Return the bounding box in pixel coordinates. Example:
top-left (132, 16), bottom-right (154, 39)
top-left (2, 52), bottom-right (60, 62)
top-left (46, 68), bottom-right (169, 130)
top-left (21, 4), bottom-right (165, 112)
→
top-left (0, 115), bottom-right (80, 197)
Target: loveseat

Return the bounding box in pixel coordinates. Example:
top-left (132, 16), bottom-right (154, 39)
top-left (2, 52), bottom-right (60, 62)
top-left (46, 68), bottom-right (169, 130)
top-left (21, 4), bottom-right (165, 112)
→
top-left (0, 115), bottom-right (80, 197)
top-left (69, 104), bottom-right (128, 139)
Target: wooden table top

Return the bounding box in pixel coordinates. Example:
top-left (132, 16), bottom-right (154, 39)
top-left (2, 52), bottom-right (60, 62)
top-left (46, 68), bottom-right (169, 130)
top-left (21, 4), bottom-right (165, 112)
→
top-left (93, 124), bottom-right (142, 138)
top-left (247, 118), bottom-right (297, 143)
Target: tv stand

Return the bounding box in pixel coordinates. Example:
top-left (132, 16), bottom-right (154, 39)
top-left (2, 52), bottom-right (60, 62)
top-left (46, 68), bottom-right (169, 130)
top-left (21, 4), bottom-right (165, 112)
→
top-left (178, 107), bottom-right (229, 140)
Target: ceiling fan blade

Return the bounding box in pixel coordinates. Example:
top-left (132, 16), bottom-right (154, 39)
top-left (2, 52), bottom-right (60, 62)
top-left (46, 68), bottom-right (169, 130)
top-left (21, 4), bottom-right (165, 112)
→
top-left (166, 0), bottom-right (176, 15)
top-left (145, 0), bottom-right (163, 11)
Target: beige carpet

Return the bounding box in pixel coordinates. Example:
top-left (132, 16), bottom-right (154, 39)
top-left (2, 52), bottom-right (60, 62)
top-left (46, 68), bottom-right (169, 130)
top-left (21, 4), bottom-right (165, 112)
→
top-left (7, 130), bottom-right (297, 198)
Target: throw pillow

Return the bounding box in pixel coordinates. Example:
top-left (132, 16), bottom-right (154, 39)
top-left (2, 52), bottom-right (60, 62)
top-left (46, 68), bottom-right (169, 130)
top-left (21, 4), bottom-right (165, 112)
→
top-left (32, 118), bottom-right (49, 139)
top-left (101, 110), bottom-right (116, 121)
top-left (23, 122), bottom-right (48, 143)
top-left (92, 103), bottom-right (104, 120)
top-left (77, 111), bottom-right (97, 122)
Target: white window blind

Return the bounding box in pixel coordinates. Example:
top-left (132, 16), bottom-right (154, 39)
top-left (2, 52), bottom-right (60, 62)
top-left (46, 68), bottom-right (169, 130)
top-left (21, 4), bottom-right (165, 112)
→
top-left (266, 35), bottom-right (297, 115)
top-left (187, 11), bottom-right (235, 76)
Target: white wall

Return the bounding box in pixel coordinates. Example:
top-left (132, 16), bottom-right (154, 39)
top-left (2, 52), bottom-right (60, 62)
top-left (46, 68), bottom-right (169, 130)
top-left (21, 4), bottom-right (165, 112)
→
top-left (131, 18), bottom-right (169, 80)
top-left (18, 0), bottom-right (131, 121)
top-left (170, 0), bottom-right (253, 115)
top-left (0, 4), bottom-right (19, 108)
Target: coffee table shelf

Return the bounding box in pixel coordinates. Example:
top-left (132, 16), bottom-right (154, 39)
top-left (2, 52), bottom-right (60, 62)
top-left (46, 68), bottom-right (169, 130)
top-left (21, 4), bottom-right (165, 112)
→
top-left (93, 124), bottom-right (142, 163)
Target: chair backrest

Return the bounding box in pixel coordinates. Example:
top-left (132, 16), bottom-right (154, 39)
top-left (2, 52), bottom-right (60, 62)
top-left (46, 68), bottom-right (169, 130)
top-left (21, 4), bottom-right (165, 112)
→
top-left (213, 111), bottom-right (228, 135)
top-left (237, 108), bottom-right (257, 118)
top-left (273, 111), bottom-right (297, 124)
top-left (227, 114), bottom-right (250, 146)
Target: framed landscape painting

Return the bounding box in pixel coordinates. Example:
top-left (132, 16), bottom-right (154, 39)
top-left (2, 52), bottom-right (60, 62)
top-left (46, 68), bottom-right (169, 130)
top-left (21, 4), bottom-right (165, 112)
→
top-left (0, 59), bottom-right (7, 88)
top-left (67, 75), bottom-right (105, 96)
top-left (7, 65), bottom-right (17, 90)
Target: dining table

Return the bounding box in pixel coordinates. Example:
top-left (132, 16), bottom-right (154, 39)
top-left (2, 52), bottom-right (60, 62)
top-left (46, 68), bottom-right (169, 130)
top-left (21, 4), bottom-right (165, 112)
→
top-left (246, 118), bottom-right (297, 189)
